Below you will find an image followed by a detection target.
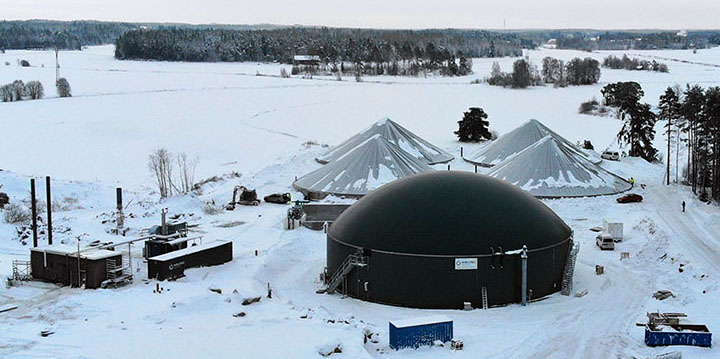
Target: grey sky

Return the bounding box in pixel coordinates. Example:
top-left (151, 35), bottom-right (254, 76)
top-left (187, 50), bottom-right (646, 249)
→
top-left (1, 0), bottom-right (718, 29)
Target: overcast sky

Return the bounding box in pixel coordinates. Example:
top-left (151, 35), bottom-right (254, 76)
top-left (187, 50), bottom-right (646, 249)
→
top-left (2, 0), bottom-right (719, 29)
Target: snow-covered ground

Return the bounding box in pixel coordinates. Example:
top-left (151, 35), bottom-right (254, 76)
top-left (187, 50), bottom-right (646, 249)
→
top-left (0, 45), bottom-right (719, 358)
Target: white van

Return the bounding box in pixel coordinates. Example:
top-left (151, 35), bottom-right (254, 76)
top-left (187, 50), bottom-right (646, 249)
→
top-left (601, 150), bottom-right (620, 161)
top-left (596, 232), bottom-right (615, 250)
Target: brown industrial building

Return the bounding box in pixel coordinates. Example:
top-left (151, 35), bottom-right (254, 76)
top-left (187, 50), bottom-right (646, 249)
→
top-left (31, 245), bottom-right (124, 289)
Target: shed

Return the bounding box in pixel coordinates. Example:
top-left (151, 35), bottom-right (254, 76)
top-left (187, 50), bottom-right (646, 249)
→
top-left (389, 316), bottom-right (453, 350)
top-left (293, 55), bottom-right (321, 66)
top-left (148, 240), bottom-right (232, 280)
top-left (30, 245), bottom-right (123, 289)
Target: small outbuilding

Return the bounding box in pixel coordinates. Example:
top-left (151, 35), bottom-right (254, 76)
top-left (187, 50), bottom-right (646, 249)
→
top-left (326, 171), bottom-right (574, 309)
top-left (31, 245), bottom-right (123, 289)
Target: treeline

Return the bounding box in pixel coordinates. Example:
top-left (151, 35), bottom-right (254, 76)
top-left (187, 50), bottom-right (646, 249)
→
top-left (0, 78), bottom-right (71, 101)
top-left (0, 20), bottom-right (141, 50)
top-left (553, 30), bottom-right (720, 51)
top-left (596, 81), bottom-right (720, 201)
top-left (486, 57), bottom-right (600, 88)
top-left (602, 55), bottom-right (668, 73)
top-left (292, 52), bottom-right (474, 77)
top-left (657, 85), bottom-right (720, 201)
top-left (114, 27), bottom-right (531, 65)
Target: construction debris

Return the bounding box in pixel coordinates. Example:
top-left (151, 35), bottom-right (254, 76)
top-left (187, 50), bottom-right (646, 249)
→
top-left (595, 265), bottom-right (604, 275)
top-left (652, 290), bottom-right (675, 301)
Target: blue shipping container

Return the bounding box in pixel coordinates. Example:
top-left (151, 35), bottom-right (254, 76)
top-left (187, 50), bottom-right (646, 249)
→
top-left (645, 325), bottom-right (712, 348)
top-left (389, 316), bottom-right (453, 350)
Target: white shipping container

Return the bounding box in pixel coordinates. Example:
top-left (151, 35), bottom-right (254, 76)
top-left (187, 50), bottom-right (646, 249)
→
top-left (603, 220), bottom-right (624, 241)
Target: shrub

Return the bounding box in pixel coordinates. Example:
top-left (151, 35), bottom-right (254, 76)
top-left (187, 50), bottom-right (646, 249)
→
top-left (4, 203), bottom-right (30, 224)
top-left (579, 99), bottom-right (599, 114)
top-left (0, 192), bottom-right (8, 209)
top-left (25, 81), bottom-right (44, 100)
top-left (56, 77), bottom-right (72, 97)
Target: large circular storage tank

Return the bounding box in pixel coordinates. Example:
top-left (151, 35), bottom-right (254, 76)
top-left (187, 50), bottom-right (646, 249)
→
top-left (326, 171), bottom-right (573, 309)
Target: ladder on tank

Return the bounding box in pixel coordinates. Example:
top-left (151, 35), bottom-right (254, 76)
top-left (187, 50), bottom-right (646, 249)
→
top-left (481, 286), bottom-right (489, 309)
top-left (561, 242), bottom-right (580, 296)
top-left (322, 249), bottom-right (369, 294)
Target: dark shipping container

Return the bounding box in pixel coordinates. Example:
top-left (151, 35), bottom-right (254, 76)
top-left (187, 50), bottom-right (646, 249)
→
top-left (147, 240), bottom-right (232, 281)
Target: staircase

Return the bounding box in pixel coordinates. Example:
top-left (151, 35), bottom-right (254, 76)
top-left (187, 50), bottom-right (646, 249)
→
top-left (561, 242), bottom-right (580, 296)
top-left (324, 250), bottom-right (369, 294)
top-left (103, 256), bottom-right (132, 288)
top-left (481, 286), bottom-right (489, 309)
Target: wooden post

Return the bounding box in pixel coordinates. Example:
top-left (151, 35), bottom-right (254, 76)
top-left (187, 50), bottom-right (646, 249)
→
top-left (30, 179), bottom-right (38, 247)
top-left (474, 164), bottom-right (478, 173)
top-left (447, 165), bottom-right (451, 171)
top-left (460, 147), bottom-right (464, 157)
top-left (46, 176), bottom-right (52, 245)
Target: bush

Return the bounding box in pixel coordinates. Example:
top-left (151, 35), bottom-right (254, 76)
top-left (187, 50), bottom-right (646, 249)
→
top-left (25, 81), bottom-right (44, 99)
top-left (56, 77), bottom-right (72, 97)
top-left (4, 203), bottom-right (30, 224)
top-left (0, 192), bottom-right (8, 209)
top-left (20, 59), bottom-right (30, 67)
top-left (579, 99), bottom-right (599, 114)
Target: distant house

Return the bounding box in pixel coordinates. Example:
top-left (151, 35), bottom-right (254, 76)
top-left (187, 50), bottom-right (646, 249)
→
top-left (293, 55), bottom-right (321, 66)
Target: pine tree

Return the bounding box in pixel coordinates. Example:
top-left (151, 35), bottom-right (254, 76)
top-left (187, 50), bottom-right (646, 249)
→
top-left (658, 87), bottom-right (681, 184)
top-left (682, 85), bottom-right (705, 192)
top-left (455, 107), bottom-right (492, 143)
top-left (616, 83), bottom-right (658, 162)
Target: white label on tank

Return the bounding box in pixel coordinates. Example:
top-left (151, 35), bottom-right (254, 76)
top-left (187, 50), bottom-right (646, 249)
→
top-left (455, 258), bottom-right (477, 270)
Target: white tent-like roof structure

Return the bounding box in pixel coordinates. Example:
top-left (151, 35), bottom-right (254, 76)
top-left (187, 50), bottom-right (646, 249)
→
top-left (316, 118), bottom-right (454, 165)
top-left (487, 136), bottom-right (631, 198)
top-left (463, 119), bottom-right (601, 166)
top-left (296, 135), bottom-right (435, 199)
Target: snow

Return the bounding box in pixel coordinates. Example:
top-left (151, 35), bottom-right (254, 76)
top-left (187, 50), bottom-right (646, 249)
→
top-left (0, 45), bottom-right (720, 358)
top-left (390, 315), bottom-right (452, 328)
top-left (149, 240), bottom-right (229, 261)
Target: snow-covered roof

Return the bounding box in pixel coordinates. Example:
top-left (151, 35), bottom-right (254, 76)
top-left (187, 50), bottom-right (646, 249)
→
top-left (487, 136), bottom-right (631, 198)
top-left (32, 244), bottom-right (121, 260)
top-left (149, 240), bottom-right (230, 261)
top-left (463, 119), bottom-right (601, 166)
top-left (316, 118), bottom-right (454, 165)
top-left (295, 134), bottom-right (435, 199)
top-left (390, 315), bottom-right (452, 328)
top-left (293, 55), bottom-right (321, 61)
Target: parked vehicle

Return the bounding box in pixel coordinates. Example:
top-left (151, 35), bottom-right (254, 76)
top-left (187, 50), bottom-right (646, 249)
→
top-left (617, 193), bottom-right (643, 203)
top-left (596, 232), bottom-right (615, 250)
top-left (601, 150), bottom-right (620, 161)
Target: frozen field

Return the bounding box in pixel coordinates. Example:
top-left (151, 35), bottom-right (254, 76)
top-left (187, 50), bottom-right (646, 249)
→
top-left (0, 45), bottom-right (719, 358)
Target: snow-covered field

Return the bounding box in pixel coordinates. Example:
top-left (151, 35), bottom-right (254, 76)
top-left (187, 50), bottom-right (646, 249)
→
top-left (1, 45), bottom-right (720, 358)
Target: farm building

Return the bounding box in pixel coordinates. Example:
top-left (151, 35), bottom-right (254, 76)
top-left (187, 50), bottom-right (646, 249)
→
top-left (316, 118), bottom-right (454, 165)
top-left (30, 244), bottom-right (125, 289)
top-left (487, 136), bottom-right (631, 198)
top-left (325, 171), bottom-right (574, 309)
top-left (463, 119), bottom-right (601, 166)
top-left (292, 55), bottom-right (321, 66)
top-left (294, 134), bottom-right (434, 200)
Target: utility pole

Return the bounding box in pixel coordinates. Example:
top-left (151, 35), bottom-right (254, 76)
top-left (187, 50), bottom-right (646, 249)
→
top-left (55, 47), bottom-right (60, 84)
top-left (46, 176), bottom-right (52, 245)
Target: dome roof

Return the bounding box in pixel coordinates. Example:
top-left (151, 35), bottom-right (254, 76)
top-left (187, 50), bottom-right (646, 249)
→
top-left (329, 171), bottom-right (571, 255)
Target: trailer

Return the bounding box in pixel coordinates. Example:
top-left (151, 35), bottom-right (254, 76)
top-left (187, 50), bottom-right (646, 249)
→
top-left (389, 316), bottom-right (453, 350)
top-left (30, 245), bottom-right (125, 289)
top-left (147, 240), bottom-right (233, 281)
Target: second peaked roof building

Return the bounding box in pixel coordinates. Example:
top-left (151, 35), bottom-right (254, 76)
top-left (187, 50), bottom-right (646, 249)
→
top-left (316, 118), bottom-right (454, 165)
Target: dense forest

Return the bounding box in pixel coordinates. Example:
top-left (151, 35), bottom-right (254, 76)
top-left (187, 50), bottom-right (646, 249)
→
top-left (550, 30), bottom-right (720, 51)
top-left (114, 27), bottom-right (532, 65)
top-left (0, 20), bottom-right (284, 50)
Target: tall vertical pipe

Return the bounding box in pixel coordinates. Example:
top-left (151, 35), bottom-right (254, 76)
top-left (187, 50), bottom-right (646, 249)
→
top-left (30, 179), bottom-right (38, 247)
top-left (521, 245), bottom-right (528, 306)
top-left (46, 176), bottom-right (52, 245)
top-left (116, 188), bottom-right (124, 234)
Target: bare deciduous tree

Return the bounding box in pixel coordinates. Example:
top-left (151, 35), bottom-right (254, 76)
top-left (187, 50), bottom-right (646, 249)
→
top-left (148, 148), bottom-right (174, 198)
top-left (176, 152), bottom-right (198, 194)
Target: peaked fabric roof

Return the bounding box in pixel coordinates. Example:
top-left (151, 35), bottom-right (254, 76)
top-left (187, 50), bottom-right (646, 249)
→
top-left (296, 135), bottom-right (435, 199)
top-left (316, 118), bottom-right (454, 165)
top-left (463, 119), bottom-right (601, 166)
top-left (486, 136), bottom-right (631, 198)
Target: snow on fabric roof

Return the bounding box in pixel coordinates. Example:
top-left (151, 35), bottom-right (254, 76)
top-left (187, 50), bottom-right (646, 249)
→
top-left (487, 136), bottom-right (631, 198)
top-left (296, 135), bottom-right (435, 199)
top-left (463, 119), bottom-right (601, 166)
top-left (316, 118), bottom-right (454, 165)
top-left (390, 315), bottom-right (452, 328)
